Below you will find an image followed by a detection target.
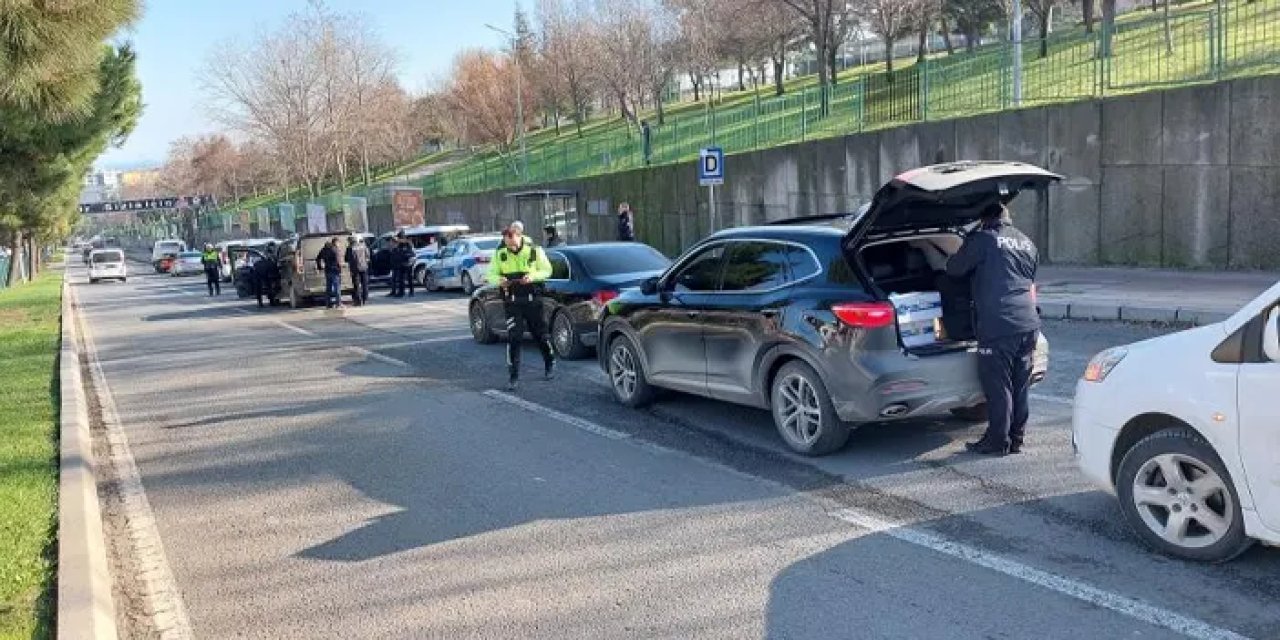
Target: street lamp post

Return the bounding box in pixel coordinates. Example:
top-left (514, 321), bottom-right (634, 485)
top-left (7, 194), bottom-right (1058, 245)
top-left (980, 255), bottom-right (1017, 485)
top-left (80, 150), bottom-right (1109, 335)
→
top-left (486, 23), bottom-right (528, 180)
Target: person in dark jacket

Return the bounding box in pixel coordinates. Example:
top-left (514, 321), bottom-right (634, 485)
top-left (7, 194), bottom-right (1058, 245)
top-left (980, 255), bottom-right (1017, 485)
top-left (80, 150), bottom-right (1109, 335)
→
top-left (316, 238), bottom-right (343, 309)
top-left (543, 225), bottom-right (564, 248)
top-left (251, 243), bottom-right (278, 309)
top-left (345, 236), bottom-right (370, 306)
top-left (617, 202), bottom-right (635, 242)
top-left (396, 236), bottom-right (417, 298)
top-left (946, 203), bottom-right (1040, 456)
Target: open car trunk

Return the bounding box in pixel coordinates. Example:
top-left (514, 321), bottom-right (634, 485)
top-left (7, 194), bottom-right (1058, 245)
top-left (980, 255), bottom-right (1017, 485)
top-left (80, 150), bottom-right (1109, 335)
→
top-left (857, 232), bottom-right (977, 356)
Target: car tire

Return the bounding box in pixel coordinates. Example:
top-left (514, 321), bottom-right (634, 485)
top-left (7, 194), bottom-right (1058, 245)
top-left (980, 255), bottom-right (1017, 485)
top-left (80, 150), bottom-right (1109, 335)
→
top-left (950, 403), bottom-right (989, 423)
top-left (1116, 427), bottom-right (1253, 563)
top-left (470, 302), bottom-right (498, 344)
top-left (414, 264), bottom-right (427, 287)
top-left (770, 361), bottom-right (849, 456)
top-left (606, 334), bottom-right (655, 408)
top-left (424, 270), bottom-right (439, 292)
top-left (551, 311), bottom-right (589, 360)
top-left (462, 272), bottom-right (476, 295)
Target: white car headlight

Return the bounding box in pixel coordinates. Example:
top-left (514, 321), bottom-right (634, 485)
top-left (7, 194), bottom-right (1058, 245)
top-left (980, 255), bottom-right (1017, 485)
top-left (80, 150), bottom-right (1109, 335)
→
top-left (1083, 347), bottom-right (1128, 383)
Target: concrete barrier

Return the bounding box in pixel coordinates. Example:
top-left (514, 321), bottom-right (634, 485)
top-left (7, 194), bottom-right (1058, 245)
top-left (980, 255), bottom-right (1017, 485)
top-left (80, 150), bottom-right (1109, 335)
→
top-left (57, 281), bottom-right (119, 640)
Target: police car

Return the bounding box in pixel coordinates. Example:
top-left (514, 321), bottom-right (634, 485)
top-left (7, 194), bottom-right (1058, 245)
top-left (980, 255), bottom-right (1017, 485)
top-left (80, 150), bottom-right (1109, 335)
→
top-left (423, 235), bottom-right (503, 294)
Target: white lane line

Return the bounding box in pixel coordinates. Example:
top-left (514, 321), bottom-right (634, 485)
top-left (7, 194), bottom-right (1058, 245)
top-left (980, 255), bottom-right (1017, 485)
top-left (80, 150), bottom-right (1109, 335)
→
top-left (482, 390), bottom-right (631, 441)
top-left (73, 287), bottom-right (195, 640)
top-left (831, 508), bottom-right (1249, 640)
top-left (376, 334), bottom-right (473, 348)
top-left (1030, 392), bottom-right (1074, 406)
top-left (481, 391), bottom-right (1249, 640)
top-left (345, 346), bottom-right (411, 368)
top-left (273, 320), bottom-right (316, 337)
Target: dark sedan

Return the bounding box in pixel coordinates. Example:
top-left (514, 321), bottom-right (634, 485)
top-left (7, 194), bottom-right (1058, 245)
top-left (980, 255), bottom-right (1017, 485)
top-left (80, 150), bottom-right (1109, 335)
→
top-left (469, 242), bottom-right (671, 359)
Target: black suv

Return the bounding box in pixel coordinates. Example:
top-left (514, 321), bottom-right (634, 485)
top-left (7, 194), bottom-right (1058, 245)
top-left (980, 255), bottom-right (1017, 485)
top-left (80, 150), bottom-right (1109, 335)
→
top-left (598, 161), bottom-right (1055, 455)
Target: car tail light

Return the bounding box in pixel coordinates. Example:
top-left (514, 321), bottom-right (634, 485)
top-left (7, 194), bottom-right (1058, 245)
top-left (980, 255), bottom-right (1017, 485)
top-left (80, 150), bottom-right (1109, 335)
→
top-left (592, 290), bottom-right (619, 305)
top-left (831, 302), bottom-right (895, 329)
top-left (472, 252), bottom-right (491, 264)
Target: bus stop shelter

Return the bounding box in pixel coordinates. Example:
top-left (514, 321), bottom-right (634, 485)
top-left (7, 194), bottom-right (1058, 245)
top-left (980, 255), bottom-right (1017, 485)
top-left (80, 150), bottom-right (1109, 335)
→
top-left (506, 190), bottom-right (579, 245)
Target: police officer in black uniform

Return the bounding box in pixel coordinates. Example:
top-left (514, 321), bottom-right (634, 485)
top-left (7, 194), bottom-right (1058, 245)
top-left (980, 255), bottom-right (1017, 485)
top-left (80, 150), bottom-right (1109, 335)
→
top-left (946, 203), bottom-right (1039, 455)
top-left (252, 242), bottom-right (279, 309)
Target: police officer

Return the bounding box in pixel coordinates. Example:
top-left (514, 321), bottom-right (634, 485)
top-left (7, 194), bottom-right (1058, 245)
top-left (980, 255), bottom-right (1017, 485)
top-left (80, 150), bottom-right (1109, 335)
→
top-left (201, 243), bottom-right (221, 296)
top-left (252, 242), bottom-right (279, 309)
top-left (946, 202), bottom-right (1039, 456)
top-left (488, 221), bottom-right (555, 391)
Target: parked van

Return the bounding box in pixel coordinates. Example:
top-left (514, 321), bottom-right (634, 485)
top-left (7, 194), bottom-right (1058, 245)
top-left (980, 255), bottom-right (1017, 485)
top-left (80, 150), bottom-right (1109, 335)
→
top-left (276, 232), bottom-right (351, 308)
top-left (151, 239), bottom-right (187, 272)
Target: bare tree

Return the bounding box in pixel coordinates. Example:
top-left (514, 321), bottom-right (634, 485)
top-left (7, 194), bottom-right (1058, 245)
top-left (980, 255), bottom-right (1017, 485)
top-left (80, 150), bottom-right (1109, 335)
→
top-left (1026, 0), bottom-right (1059, 57)
top-left (859, 0), bottom-right (921, 74)
top-left (592, 0), bottom-right (678, 126)
top-left (444, 49), bottom-right (531, 157)
top-left (668, 0), bottom-right (723, 101)
top-left (536, 0), bottom-right (599, 135)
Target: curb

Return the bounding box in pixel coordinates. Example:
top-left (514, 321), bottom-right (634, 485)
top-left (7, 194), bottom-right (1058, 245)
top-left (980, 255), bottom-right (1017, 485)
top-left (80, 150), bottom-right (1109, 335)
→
top-left (1038, 302), bottom-right (1231, 326)
top-left (57, 281), bottom-right (119, 640)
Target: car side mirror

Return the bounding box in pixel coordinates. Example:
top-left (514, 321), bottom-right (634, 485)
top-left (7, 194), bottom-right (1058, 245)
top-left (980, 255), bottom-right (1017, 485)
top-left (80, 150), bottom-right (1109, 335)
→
top-left (1264, 308), bottom-right (1280, 362)
top-left (640, 277), bottom-right (659, 296)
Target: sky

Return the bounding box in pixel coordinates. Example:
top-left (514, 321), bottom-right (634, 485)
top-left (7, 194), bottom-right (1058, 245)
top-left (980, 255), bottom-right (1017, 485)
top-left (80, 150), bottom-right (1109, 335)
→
top-left (98, 0), bottom-right (519, 170)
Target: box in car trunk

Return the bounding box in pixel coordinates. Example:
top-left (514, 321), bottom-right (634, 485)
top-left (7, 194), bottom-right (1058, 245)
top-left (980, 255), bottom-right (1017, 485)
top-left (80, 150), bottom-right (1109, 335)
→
top-left (858, 233), bottom-right (976, 353)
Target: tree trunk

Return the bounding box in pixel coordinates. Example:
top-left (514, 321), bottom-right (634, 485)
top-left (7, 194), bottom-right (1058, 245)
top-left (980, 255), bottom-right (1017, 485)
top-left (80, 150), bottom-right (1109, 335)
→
top-left (690, 72), bottom-right (702, 101)
top-left (941, 16), bottom-right (955, 54)
top-left (918, 26), bottom-right (929, 63)
top-left (1040, 15), bottom-right (1051, 58)
top-left (772, 56), bottom-right (785, 96)
top-left (1082, 0), bottom-right (1096, 33)
top-left (966, 28), bottom-right (979, 52)
top-left (8, 232), bottom-right (23, 287)
top-left (1151, 0), bottom-right (1157, 11)
top-left (1163, 0), bottom-right (1174, 53)
top-left (885, 40), bottom-right (895, 76)
top-left (737, 60), bottom-right (746, 91)
top-left (828, 44), bottom-right (839, 86)
top-left (655, 92), bottom-right (666, 126)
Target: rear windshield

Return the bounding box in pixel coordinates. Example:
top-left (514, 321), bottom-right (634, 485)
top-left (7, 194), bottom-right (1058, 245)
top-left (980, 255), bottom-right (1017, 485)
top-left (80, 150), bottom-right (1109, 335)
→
top-left (577, 245), bottom-right (671, 276)
top-left (157, 242), bottom-right (183, 252)
top-left (472, 238), bottom-right (501, 251)
top-left (91, 252), bottom-right (123, 264)
top-left (179, 252), bottom-right (201, 258)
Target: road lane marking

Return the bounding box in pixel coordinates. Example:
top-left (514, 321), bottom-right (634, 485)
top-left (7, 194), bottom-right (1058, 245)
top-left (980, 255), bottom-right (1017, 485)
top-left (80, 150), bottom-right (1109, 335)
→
top-left (344, 346), bottom-right (411, 368)
top-left (483, 390), bottom-right (631, 440)
top-left (273, 320), bottom-right (317, 337)
top-left (72, 286), bottom-right (195, 640)
top-left (482, 390), bottom-right (1249, 640)
top-left (830, 508), bottom-right (1250, 640)
top-left (1031, 392), bottom-right (1074, 406)
top-left (377, 334), bottom-right (473, 348)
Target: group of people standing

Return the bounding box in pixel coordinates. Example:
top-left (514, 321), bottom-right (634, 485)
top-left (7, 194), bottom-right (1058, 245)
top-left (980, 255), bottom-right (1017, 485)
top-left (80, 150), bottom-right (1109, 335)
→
top-left (314, 231), bottom-right (419, 309)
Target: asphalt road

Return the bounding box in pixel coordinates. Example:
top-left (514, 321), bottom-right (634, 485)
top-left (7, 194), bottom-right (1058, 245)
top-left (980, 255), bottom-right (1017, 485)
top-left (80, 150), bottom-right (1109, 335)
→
top-left (73, 265), bottom-right (1280, 640)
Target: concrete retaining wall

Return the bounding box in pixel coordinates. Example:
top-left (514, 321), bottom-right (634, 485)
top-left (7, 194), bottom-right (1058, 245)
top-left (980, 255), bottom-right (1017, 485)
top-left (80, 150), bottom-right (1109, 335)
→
top-left (425, 74), bottom-right (1280, 268)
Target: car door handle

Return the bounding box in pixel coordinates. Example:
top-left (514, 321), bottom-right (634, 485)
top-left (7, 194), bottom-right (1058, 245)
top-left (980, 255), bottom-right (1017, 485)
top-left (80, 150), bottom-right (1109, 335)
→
top-left (686, 311), bottom-right (700, 319)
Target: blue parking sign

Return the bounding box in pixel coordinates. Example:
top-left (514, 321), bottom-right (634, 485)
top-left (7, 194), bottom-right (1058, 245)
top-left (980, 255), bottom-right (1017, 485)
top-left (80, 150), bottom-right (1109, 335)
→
top-left (699, 147), bottom-right (724, 186)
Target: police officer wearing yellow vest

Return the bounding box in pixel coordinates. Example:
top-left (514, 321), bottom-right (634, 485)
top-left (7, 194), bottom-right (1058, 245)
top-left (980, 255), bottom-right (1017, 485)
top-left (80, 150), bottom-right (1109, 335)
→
top-left (200, 243), bottom-right (221, 296)
top-left (488, 221), bottom-right (555, 390)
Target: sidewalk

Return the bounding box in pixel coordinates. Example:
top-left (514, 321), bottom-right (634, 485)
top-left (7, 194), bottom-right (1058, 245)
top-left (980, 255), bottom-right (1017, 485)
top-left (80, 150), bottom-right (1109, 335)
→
top-left (1037, 266), bottom-right (1277, 325)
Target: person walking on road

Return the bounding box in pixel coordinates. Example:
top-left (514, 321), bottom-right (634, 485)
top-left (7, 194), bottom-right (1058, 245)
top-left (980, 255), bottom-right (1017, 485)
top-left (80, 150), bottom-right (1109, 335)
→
top-left (201, 243), bottom-right (221, 296)
top-left (346, 236), bottom-right (370, 306)
top-left (617, 202), bottom-right (635, 242)
top-left (252, 242), bottom-right (278, 309)
top-left (946, 203), bottom-right (1040, 456)
top-left (488, 221), bottom-right (555, 391)
top-left (317, 238), bottom-right (344, 309)
top-left (397, 234), bottom-right (417, 298)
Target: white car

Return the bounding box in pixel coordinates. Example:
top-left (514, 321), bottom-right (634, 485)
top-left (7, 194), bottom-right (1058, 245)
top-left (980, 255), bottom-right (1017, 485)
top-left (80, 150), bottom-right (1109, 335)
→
top-left (422, 235), bottom-right (502, 294)
top-left (1074, 280), bottom-right (1280, 562)
top-left (169, 251), bottom-right (205, 277)
top-left (151, 239), bottom-right (187, 272)
top-left (88, 249), bottom-right (127, 283)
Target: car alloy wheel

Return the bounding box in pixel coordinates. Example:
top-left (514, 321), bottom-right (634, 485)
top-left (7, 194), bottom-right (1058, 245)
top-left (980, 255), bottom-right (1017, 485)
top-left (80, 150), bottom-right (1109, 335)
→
top-left (462, 272), bottom-right (475, 294)
top-left (470, 302), bottom-right (497, 344)
top-left (609, 342), bottom-right (638, 400)
top-left (552, 312), bottom-right (586, 360)
top-left (1131, 453), bottom-right (1233, 550)
top-left (776, 373), bottom-right (822, 447)
top-left (424, 270), bottom-right (437, 292)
